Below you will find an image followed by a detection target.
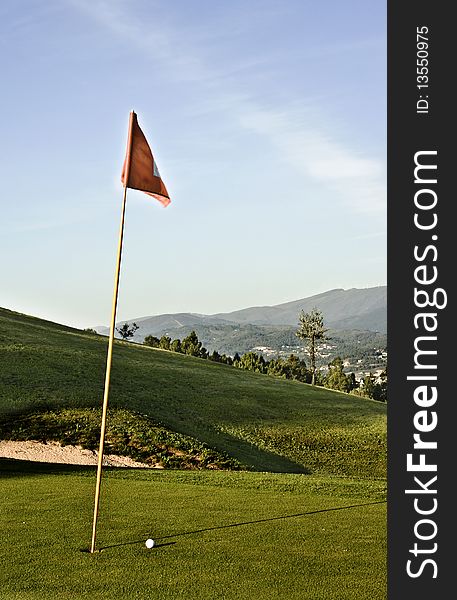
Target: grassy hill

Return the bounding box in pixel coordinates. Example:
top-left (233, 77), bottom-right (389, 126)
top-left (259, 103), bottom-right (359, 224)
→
top-left (0, 307), bottom-right (386, 477)
top-left (0, 307), bottom-right (386, 599)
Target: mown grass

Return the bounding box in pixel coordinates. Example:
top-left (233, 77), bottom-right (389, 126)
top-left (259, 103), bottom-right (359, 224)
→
top-left (0, 462), bottom-right (386, 600)
top-left (0, 307), bottom-right (386, 477)
top-left (0, 308), bottom-right (387, 598)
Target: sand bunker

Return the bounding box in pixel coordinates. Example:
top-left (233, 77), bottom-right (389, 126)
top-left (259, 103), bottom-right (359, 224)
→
top-left (0, 439), bottom-right (156, 468)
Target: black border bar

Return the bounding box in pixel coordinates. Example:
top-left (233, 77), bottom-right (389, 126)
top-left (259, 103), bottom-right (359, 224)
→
top-left (388, 2), bottom-right (453, 597)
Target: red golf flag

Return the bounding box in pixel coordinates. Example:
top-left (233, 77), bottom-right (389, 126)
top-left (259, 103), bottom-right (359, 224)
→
top-left (121, 111), bottom-right (170, 206)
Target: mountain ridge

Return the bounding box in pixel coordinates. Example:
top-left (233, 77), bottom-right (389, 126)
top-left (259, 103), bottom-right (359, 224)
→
top-left (96, 286), bottom-right (386, 337)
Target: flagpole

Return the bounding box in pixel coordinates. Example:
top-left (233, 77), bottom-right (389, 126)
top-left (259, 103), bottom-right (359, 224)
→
top-left (90, 112), bottom-right (134, 554)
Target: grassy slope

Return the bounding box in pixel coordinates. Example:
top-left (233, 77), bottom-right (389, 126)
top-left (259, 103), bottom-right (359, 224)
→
top-left (0, 307), bottom-right (386, 476)
top-left (0, 308), bottom-right (387, 598)
top-left (0, 463), bottom-right (386, 600)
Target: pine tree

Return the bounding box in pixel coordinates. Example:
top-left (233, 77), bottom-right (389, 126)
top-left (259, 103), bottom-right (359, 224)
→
top-left (296, 308), bottom-right (328, 385)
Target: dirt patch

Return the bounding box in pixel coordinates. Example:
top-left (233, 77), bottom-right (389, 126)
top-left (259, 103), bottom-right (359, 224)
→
top-left (0, 440), bottom-right (160, 468)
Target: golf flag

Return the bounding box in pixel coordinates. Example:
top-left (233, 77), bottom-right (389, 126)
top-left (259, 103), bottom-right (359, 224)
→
top-left (90, 111), bottom-right (171, 554)
top-left (121, 111), bottom-right (171, 206)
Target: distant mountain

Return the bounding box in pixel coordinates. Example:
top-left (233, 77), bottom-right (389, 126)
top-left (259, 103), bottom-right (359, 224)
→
top-left (211, 287), bottom-right (386, 330)
top-left (96, 286), bottom-right (386, 339)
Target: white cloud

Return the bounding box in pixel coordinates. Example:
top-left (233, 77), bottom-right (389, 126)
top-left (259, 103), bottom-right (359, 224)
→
top-left (239, 106), bottom-right (386, 214)
top-left (67, 0), bottom-right (210, 82)
top-left (68, 0), bottom-right (386, 216)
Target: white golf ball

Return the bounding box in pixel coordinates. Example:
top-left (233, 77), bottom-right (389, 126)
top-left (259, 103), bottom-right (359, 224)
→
top-left (145, 538), bottom-right (155, 549)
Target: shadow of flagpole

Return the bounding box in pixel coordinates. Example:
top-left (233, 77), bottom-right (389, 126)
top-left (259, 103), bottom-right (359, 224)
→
top-left (95, 500), bottom-right (386, 552)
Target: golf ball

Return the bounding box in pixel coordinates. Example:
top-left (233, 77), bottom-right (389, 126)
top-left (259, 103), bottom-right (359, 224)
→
top-left (145, 538), bottom-right (155, 549)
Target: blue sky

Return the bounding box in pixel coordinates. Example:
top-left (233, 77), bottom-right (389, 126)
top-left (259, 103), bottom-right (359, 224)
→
top-left (0, 0), bottom-right (386, 329)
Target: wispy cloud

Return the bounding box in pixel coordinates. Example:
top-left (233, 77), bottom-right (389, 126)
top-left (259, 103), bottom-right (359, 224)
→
top-left (352, 230), bottom-right (387, 241)
top-left (238, 105), bottom-right (385, 214)
top-left (8, 213), bottom-right (92, 234)
top-left (67, 0), bottom-right (210, 82)
top-left (68, 0), bottom-right (385, 215)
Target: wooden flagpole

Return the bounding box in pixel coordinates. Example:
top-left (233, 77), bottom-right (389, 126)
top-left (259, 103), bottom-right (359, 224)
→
top-left (90, 112), bottom-right (134, 554)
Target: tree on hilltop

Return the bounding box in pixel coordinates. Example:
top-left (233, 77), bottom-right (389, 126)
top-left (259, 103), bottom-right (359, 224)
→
top-left (84, 328), bottom-right (98, 335)
top-left (159, 335), bottom-right (172, 350)
top-left (325, 356), bottom-right (353, 392)
top-left (170, 338), bottom-right (183, 353)
top-left (296, 308), bottom-right (328, 385)
top-left (209, 350), bottom-right (222, 362)
top-left (236, 351), bottom-right (267, 374)
top-left (144, 335), bottom-right (160, 347)
top-left (116, 322), bottom-right (139, 340)
top-left (181, 331), bottom-right (208, 358)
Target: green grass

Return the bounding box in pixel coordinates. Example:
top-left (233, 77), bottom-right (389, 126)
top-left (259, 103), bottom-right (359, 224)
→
top-left (0, 307), bottom-right (386, 476)
top-left (0, 307), bottom-right (387, 597)
top-left (0, 462), bottom-right (386, 600)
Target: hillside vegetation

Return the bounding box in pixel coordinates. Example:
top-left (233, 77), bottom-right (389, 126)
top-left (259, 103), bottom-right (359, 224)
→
top-left (131, 321), bottom-right (387, 367)
top-left (0, 307), bottom-right (386, 477)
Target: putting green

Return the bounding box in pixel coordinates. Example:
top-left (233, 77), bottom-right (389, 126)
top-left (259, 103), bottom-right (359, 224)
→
top-left (1, 462), bottom-right (386, 600)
